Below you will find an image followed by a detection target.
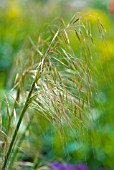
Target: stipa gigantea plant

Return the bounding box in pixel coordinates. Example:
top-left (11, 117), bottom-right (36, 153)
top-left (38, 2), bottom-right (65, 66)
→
top-left (0, 15), bottom-right (107, 169)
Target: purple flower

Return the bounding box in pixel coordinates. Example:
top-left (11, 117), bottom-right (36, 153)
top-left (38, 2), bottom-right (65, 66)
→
top-left (66, 163), bottom-right (75, 170)
top-left (50, 162), bottom-right (75, 170)
top-left (76, 163), bottom-right (88, 170)
top-left (50, 162), bottom-right (89, 170)
top-left (50, 162), bottom-right (66, 170)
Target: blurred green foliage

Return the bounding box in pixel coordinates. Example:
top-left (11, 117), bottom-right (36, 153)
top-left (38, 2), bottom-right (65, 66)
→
top-left (0, 0), bottom-right (73, 89)
top-left (0, 0), bottom-right (114, 169)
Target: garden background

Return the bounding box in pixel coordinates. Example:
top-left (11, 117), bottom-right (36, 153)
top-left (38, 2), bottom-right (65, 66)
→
top-left (0, 0), bottom-right (114, 169)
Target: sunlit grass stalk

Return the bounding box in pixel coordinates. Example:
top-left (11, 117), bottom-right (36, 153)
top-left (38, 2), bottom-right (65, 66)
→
top-left (2, 26), bottom-right (59, 169)
top-left (2, 66), bottom-right (42, 170)
top-left (8, 114), bottom-right (34, 169)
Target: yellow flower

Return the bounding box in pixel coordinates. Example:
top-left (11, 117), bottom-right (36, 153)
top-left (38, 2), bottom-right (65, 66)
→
top-left (105, 40), bottom-right (114, 56)
top-left (82, 9), bottom-right (110, 30)
top-left (6, 1), bottom-right (21, 19)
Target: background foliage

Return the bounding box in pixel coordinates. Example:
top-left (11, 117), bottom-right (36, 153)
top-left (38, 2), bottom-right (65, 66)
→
top-left (0, 0), bottom-right (114, 169)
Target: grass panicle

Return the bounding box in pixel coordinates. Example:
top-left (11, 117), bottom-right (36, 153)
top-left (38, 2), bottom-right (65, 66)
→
top-left (1, 15), bottom-right (106, 169)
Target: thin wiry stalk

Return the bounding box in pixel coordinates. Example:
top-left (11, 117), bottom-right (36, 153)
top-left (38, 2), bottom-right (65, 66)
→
top-left (8, 114), bottom-right (34, 169)
top-left (2, 28), bottom-right (59, 169)
top-left (2, 64), bottom-right (42, 170)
